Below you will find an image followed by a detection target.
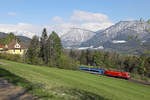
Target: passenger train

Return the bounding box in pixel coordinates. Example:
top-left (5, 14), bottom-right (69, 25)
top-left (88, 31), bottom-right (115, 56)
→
top-left (80, 66), bottom-right (130, 79)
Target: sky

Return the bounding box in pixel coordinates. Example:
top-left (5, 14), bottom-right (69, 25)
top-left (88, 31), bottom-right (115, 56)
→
top-left (0, 0), bottom-right (150, 37)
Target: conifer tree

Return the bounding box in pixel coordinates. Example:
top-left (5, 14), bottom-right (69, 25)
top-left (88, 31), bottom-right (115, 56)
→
top-left (47, 31), bottom-right (62, 67)
top-left (26, 35), bottom-right (40, 64)
top-left (40, 28), bottom-right (48, 64)
top-left (69, 49), bottom-right (76, 59)
top-left (79, 50), bottom-right (87, 65)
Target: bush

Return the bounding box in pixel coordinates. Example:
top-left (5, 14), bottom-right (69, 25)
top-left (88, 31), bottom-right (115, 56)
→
top-left (0, 53), bottom-right (22, 62)
top-left (25, 56), bottom-right (44, 65)
top-left (57, 54), bottom-right (79, 70)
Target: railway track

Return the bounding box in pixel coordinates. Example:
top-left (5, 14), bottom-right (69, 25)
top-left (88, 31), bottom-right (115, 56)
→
top-left (83, 70), bottom-right (150, 86)
top-left (129, 79), bottom-right (150, 86)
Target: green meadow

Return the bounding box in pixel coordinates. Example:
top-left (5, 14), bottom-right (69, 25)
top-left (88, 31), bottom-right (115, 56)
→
top-left (0, 59), bottom-right (150, 100)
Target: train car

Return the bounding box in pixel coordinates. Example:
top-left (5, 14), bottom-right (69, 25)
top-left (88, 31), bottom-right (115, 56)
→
top-left (89, 68), bottom-right (105, 74)
top-left (80, 67), bottom-right (89, 71)
top-left (96, 69), bottom-right (105, 74)
top-left (80, 66), bottom-right (104, 74)
top-left (104, 70), bottom-right (130, 79)
top-left (89, 68), bottom-right (97, 71)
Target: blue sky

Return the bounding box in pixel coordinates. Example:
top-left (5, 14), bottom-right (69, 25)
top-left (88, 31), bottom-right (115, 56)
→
top-left (0, 0), bottom-right (150, 38)
top-left (0, 0), bottom-right (150, 25)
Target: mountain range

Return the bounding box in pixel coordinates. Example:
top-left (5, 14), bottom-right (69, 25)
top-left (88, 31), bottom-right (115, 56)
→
top-left (80, 21), bottom-right (150, 54)
top-left (61, 28), bottom-right (97, 47)
top-left (81, 21), bottom-right (150, 46)
top-left (1, 20), bottom-right (150, 54)
top-left (61, 20), bottom-right (150, 54)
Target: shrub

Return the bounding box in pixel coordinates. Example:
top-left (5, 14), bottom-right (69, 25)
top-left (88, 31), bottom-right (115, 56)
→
top-left (0, 53), bottom-right (22, 62)
top-left (57, 54), bottom-right (79, 70)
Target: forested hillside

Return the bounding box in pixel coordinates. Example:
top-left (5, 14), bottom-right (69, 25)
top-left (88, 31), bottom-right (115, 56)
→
top-left (0, 32), bottom-right (31, 46)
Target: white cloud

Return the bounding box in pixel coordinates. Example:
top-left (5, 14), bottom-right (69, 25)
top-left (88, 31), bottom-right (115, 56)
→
top-left (71, 10), bottom-right (112, 23)
top-left (69, 10), bottom-right (113, 31)
top-left (49, 10), bottom-right (113, 33)
top-left (0, 23), bottom-right (41, 38)
top-left (0, 10), bottom-right (113, 38)
top-left (81, 23), bottom-right (113, 31)
top-left (8, 12), bottom-right (16, 16)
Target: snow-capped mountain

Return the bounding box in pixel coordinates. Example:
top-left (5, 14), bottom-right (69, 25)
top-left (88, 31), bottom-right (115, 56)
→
top-left (61, 28), bottom-right (97, 47)
top-left (0, 29), bottom-right (35, 38)
top-left (14, 31), bottom-right (36, 38)
top-left (81, 21), bottom-right (150, 47)
top-left (80, 21), bottom-right (150, 54)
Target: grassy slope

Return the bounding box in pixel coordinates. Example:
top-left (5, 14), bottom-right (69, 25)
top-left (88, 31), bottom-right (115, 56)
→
top-left (0, 59), bottom-right (150, 100)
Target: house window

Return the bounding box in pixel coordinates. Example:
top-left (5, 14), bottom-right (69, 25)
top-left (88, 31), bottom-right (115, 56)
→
top-left (15, 43), bottom-right (20, 48)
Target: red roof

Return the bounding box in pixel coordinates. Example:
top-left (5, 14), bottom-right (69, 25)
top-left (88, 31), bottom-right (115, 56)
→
top-left (7, 40), bottom-right (25, 49)
top-left (0, 45), bottom-right (5, 48)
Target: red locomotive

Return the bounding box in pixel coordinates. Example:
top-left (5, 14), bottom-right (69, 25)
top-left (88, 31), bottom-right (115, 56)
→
top-left (104, 70), bottom-right (130, 79)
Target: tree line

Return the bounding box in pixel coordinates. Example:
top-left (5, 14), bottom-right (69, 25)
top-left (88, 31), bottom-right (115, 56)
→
top-left (0, 32), bottom-right (19, 45)
top-left (67, 49), bottom-right (150, 79)
top-left (25, 28), bottom-right (78, 69)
